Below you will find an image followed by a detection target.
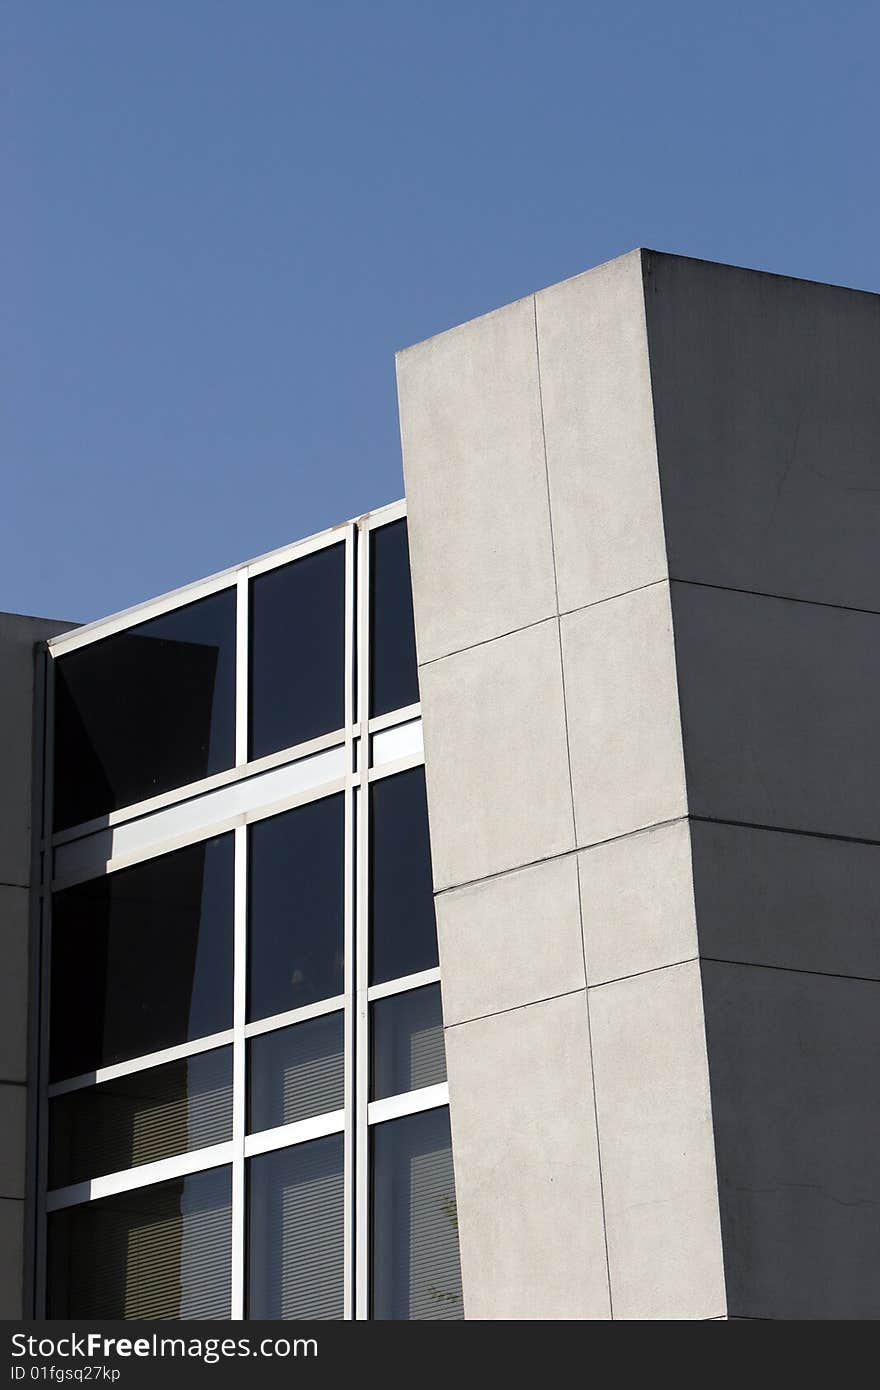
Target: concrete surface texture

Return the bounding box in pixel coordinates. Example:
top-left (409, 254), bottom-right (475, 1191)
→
top-left (0, 612), bottom-right (72, 1317)
top-left (399, 250), bottom-right (880, 1319)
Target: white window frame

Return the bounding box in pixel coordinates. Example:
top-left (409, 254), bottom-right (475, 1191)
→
top-left (34, 498), bottom-right (455, 1322)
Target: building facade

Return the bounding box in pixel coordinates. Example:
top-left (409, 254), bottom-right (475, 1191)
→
top-left (2, 250), bottom-right (879, 1319)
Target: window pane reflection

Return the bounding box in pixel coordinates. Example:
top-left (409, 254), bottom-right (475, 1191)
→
top-left (370, 520), bottom-right (419, 718)
top-left (47, 1167), bottom-right (232, 1319)
top-left (371, 985), bottom-right (446, 1101)
top-left (248, 1014), bottom-right (344, 1133)
top-left (248, 795), bottom-right (344, 1021)
top-left (50, 1048), bottom-right (233, 1189)
top-left (248, 1136), bottom-right (344, 1319)
top-left (249, 543), bottom-right (345, 761)
top-left (50, 836), bottom-right (234, 1082)
top-left (371, 1107), bottom-right (462, 1320)
top-left (53, 590), bottom-right (236, 832)
top-left (370, 768), bottom-right (438, 986)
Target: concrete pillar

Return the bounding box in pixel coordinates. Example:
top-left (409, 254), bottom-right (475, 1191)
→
top-left (0, 612), bottom-right (72, 1317)
top-left (397, 250), bottom-right (880, 1319)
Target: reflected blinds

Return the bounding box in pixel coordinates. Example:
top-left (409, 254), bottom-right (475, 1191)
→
top-left (50, 1048), bottom-right (233, 1188)
top-left (47, 1168), bottom-right (232, 1319)
top-left (371, 1108), bottom-right (463, 1320)
top-left (408, 1140), bottom-right (462, 1320)
top-left (248, 1014), bottom-right (344, 1133)
top-left (248, 1135), bottom-right (344, 1320)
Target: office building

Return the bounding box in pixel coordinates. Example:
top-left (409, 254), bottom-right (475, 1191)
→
top-left (1, 251), bottom-right (879, 1319)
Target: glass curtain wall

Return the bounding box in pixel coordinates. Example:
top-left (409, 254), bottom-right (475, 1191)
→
top-left (40, 509), bottom-right (462, 1321)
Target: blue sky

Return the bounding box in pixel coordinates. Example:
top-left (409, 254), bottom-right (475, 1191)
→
top-left (5, 1), bottom-right (878, 621)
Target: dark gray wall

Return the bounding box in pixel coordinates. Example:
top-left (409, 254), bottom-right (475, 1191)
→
top-left (644, 251), bottom-right (880, 611)
top-left (0, 612), bottom-right (72, 1317)
top-left (645, 254), bottom-right (880, 1321)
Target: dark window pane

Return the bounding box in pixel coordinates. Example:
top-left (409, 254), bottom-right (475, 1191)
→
top-left (248, 1136), bottom-right (344, 1319)
top-left (249, 543), bottom-right (345, 760)
top-left (370, 768), bottom-right (438, 986)
top-left (370, 519), bottom-right (419, 718)
top-left (371, 986), bottom-right (446, 1102)
top-left (47, 1167), bottom-right (232, 1319)
top-left (53, 590), bottom-right (236, 832)
top-left (248, 1014), bottom-right (344, 1134)
top-left (50, 836), bottom-right (234, 1082)
top-left (50, 1047), bottom-right (233, 1189)
top-left (371, 1107), bottom-right (462, 1320)
top-left (248, 795), bottom-right (344, 1021)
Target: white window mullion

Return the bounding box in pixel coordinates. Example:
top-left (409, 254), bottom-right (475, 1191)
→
top-left (355, 520), bottom-right (371, 1319)
top-left (343, 522), bottom-right (356, 1320)
top-left (235, 570), bottom-right (249, 767)
top-left (230, 823), bottom-right (247, 1319)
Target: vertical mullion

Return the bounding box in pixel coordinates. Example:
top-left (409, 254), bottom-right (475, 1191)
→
top-left (34, 650), bottom-right (54, 1317)
top-left (355, 522), bottom-right (371, 1319)
top-left (343, 524), bottom-right (355, 1319)
top-left (235, 571), bottom-right (249, 767)
top-left (231, 822), bottom-right (247, 1318)
top-left (232, 568), bottom-right (249, 1316)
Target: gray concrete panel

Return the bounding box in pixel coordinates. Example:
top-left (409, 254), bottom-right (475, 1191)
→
top-left (0, 1199), bottom-right (23, 1317)
top-left (589, 960), bottom-right (726, 1320)
top-left (535, 251), bottom-right (667, 614)
top-left (436, 855), bottom-right (584, 1027)
top-left (0, 1084), bottom-right (26, 1199)
top-left (445, 991), bottom-right (610, 1320)
top-left (644, 253), bottom-right (880, 611)
top-left (672, 582), bottom-right (880, 841)
top-left (0, 885), bottom-right (30, 1084)
top-left (561, 583), bottom-right (687, 848)
top-left (692, 821), bottom-right (880, 980)
top-left (396, 296), bottom-right (557, 664)
top-left (578, 820), bottom-right (697, 987)
top-left (418, 619), bottom-right (575, 890)
top-left (702, 961), bottom-right (880, 1320)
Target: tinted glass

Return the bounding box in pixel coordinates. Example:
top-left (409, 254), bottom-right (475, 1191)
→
top-left (371, 1107), bottom-right (462, 1320)
top-left (249, 542), bottom-right (345, 760)
top-left (369, 768), bottom-right (438, 986)
top-left (47, 1167), bottom-right (232, 1319)
top-left (50, 835), bottom-right (234, 1082)
top-left (248, 1014), bottom-right (344, 1133)
top-left (50, 1047), bottom-right (233, 1189)
top-left (371, 985), bottom-right (446, 1102)
top-left (53, 590), bottom-right (236, 831)
top-left (248, 1136), bottom-right (344, 1319)
top-left (248, 794), bottom-right (344, 1021)
top-left (370, 519), bottom-right (419, 718)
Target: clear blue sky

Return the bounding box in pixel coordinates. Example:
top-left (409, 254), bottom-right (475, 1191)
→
top-left (5, 1), bottom-right (878, 622)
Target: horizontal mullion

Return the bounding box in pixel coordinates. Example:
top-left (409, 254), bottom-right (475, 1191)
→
top-left (244, 1108), bottom-right (346, 1158)
top-left (367, 703), bottom-right (421, 735)
top-left (49, 727), bottom-right (351, 850)
top-left (367, 1082), bottom-right (449, 1127)
top-left (46, 1141), bottom-right (234, 1211)
top-left (46, 504), bottom-right (390, 660)
top-left (47, 571), bottom-right (242, 659)
top-left (47, 1030), bottom-right (235, 1098)
top-left (360, 499), bottom-right (407, 531)
top-left (50, 773), bottom-right (349, 892)
top-left (366, 751), bottom-right (426, 784)
top-left (244, 523), bottom-right (350, 578)
top-left (245, 995), bottom-right (346, 1039)
top-left (367, 968), bottom-right (440, 1003)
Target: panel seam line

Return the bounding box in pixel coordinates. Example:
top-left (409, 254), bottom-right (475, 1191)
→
top-left (533, 292), bottom-right (614, 1319)
top-left (434, 814), bottom-right (691, 896)
top-left (443, 985), bottom-right (587, 1031)
top-left (700, 956), bottom-right (880, 986)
